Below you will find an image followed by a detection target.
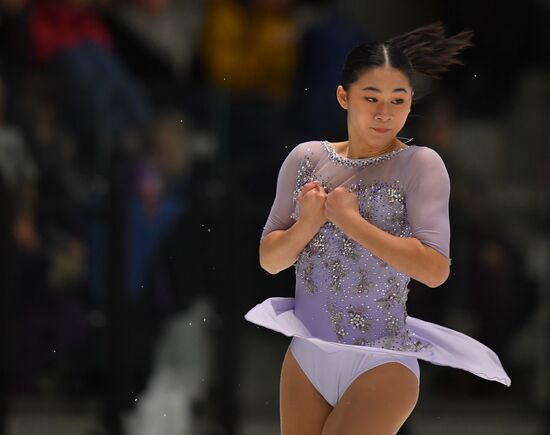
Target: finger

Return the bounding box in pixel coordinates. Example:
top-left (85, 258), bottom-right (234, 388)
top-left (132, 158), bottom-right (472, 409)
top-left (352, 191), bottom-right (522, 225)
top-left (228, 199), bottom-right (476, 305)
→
top-left (301, 182), bottom-right (319, 194)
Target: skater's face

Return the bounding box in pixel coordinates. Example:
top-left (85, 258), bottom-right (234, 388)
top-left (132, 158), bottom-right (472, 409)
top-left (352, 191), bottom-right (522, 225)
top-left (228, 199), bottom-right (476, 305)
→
top-left (336, 66), bottom-right (413, 143)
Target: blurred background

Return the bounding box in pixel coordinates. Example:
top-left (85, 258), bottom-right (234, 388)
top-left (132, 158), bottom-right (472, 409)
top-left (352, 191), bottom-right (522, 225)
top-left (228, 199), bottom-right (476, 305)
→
top-left (0, 0), bottom-right (548, 434)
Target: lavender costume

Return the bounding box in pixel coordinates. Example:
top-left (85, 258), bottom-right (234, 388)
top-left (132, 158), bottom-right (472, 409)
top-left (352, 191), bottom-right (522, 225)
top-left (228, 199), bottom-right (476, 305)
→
top-left (244, 139), bottom-right (511, 405)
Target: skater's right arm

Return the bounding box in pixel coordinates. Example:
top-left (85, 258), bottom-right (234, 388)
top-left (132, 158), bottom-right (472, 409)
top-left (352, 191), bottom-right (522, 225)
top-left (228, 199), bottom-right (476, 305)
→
top-left (260, 192), bottom-right (325, 274)
top-left (258, 145), bottom-right (327, 274)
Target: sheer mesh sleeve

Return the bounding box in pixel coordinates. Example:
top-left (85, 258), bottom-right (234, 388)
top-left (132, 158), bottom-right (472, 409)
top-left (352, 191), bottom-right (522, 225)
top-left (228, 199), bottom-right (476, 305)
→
top-left (405, 147), bottom-right (452, 265)
top-left (260, 145), bottom-right (302, 241)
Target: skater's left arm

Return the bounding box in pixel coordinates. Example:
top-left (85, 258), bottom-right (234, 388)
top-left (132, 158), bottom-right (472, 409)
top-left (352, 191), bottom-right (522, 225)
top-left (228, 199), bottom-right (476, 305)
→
top-left (339, 215), bottom-right (449, 288)
top-left (328, 148), bottom-right (451, 288)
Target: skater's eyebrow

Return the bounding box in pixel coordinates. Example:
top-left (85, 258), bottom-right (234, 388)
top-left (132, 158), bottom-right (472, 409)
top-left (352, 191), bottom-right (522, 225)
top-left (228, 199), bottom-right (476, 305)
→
top-left (362, 86), bottom-right (408, 93)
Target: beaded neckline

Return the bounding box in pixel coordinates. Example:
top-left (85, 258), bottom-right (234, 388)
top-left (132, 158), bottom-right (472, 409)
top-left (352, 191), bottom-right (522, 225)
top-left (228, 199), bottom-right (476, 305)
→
top-left (322, 138), bottom-right (415, 168)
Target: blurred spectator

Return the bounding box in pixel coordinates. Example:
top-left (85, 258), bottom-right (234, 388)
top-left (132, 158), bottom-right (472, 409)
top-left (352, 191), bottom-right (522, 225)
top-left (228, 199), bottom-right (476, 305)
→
top-left (0, 82), bottom-right (37, 196)
top-left (292, 3), bottom-right (368, 140)
top-left (105, 112), bottom-right (195, 428)
top-left (0, 77), bottom-right (39, 260)
top-left (199, 0), bottom-right (299, 101)
top-left (0, 77), bottom-right (89, 395)
top-left (27, 99), bottom-right (90, 235)
top-left (27, 0), bottom-right (152, 176)
top-left (28, 0), bottom-right (112, 65)
top-left (110, 0), bottom-right (204, 81)
top-left (125, 112), bottom-right (191, 302)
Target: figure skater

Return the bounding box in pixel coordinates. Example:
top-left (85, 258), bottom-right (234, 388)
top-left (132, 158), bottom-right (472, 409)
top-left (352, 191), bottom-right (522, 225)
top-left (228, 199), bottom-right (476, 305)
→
top-left (245, 21), bottom-right (511, 435)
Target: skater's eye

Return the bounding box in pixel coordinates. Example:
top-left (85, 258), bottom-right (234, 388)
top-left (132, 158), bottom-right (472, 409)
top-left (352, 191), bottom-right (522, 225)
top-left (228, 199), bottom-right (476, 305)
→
top-left (365, 97), bottom-right (405, 104)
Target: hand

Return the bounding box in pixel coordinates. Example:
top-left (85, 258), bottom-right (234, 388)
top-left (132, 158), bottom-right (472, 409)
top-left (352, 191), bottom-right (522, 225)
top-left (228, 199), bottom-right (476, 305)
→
top-left (324, 186), bottom-right (360, 230)
top-left (297, 181), bottom-right (327, 231)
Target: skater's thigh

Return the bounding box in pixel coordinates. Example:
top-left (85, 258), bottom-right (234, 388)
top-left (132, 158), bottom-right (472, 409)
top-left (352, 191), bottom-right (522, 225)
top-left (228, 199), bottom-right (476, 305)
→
top-left (280, 346), bottom-right (333, 435)
top-left (322, 361), bottom-right (420, 435)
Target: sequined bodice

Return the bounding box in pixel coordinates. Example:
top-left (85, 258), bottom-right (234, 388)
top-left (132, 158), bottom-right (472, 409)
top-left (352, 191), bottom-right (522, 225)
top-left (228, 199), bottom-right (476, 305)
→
top-left (291, 140), bottom-right (431, 352)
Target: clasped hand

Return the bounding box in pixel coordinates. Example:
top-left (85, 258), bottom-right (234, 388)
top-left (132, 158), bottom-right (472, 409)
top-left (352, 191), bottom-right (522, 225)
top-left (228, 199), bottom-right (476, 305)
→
top-left (297, 180), bottom-right (360, 231)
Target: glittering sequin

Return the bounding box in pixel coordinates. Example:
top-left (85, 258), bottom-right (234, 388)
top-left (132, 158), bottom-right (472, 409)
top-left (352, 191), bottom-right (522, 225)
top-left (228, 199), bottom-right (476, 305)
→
top-left (352, 337), bottom-right (367, 346)
top-left (322, 140), bottom-right (412, 169)
top-left (385, 316), bottom-right (401, 336)
top-left (350, 180), bottom-right (411, 237)
top-left (303, 231), bottom-right (327, 258)
top-left (353, 269), bottom-right (371, 296)
top-left (327, 302), bottom-right (348, 341)
top-left (290, 155), bottom-right (315, 220)
top-left (347, 305), bottom-right (372, 333)
top-left (375, 292), bottom-right (398, 311)
top-left (325, 259), bottom-right (347, 295)
top-left (290, 151), bottom-right (335, 221)
top-left (340, 235), bottom-right (360, 260)
top-left (298, 260), bottom-right (316, 294)
top-left (374, 283), bottom-right (407, 311)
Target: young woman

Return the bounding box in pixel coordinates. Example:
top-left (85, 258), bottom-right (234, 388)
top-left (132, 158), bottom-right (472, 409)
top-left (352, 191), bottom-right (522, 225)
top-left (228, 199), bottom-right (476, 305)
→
top-left (245, 21), bottom-right (511, 435)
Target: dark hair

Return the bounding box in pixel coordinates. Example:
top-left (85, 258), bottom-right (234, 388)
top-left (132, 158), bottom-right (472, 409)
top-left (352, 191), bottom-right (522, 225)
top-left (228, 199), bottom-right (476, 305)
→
top-left (340, 21), bottom-right (475, 96)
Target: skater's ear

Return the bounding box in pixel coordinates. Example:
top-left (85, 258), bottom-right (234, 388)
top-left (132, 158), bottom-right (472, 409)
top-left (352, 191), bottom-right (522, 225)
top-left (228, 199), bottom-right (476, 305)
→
top-left (336, 85), bottom-right (349, 110)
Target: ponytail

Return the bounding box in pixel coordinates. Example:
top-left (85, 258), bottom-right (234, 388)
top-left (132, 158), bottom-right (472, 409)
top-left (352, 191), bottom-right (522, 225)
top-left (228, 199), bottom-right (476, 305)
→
top-left (387, 21), bottom-right (475, 80)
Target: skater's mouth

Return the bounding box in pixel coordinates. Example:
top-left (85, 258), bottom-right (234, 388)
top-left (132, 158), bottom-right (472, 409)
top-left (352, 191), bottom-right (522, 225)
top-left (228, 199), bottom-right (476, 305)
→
top-left (372, 127), bottom-right (391, 133)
